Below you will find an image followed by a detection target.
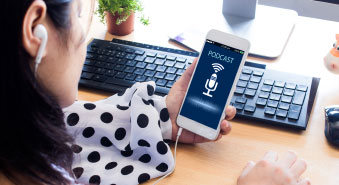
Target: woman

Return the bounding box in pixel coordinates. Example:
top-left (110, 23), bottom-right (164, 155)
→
top-left (0, 0), bottom-right (310, 184)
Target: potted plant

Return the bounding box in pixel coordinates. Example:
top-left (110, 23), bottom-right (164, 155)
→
top-left (96, 0), bottom-right (149, 36)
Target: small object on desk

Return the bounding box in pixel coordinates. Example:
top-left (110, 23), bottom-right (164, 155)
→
top-left (324, 34), bottom-right (339, 74)
top-left (80, 38), bottom-right (320, 130)
top-left (324, 105), bottom-right (339, 146)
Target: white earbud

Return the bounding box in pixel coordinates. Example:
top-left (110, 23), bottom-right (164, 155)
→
top-left (33, 24), bottom-right (48, 77)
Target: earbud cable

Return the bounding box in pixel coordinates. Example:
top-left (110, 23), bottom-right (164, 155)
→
top-left (152, 127), bottom-right (183, 185)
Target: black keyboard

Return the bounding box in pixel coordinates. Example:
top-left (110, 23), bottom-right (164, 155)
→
top-left (80, 38), bottom-right (320, 130)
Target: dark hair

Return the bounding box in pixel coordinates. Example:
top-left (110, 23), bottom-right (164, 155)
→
top-left (1, 0), bottom-right (74, 185)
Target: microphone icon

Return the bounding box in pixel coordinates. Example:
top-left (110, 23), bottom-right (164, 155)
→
top-left (203, 63), bottom-right (224, 98)
top-left (203, 73), bottom-right (218, 97)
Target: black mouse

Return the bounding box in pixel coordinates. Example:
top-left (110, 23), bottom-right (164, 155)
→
top-left (325, 105), bottom-right (339, 146)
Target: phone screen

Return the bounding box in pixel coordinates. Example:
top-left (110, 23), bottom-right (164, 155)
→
top-left (180, 39), bottom-right (245, 129)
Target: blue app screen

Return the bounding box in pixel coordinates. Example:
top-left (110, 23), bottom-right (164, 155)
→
top-left (180, 39), bottom-right (244, 129)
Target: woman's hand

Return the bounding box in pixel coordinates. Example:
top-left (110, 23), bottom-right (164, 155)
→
top-left (237, 151), bottom-right (310, 185)
top-left (166, 59), bottom-right (236, 143)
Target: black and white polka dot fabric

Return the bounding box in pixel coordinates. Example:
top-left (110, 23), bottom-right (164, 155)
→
top-left (63, 82), bottom-right (174, 185)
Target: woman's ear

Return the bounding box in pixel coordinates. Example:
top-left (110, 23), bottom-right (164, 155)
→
top-left (22, 0), bottom-right (48, 59)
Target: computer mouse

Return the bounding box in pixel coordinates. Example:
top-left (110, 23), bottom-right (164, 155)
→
top-left (324, 105), bottom-right (339, 146)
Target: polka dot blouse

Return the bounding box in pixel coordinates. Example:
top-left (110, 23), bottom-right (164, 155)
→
top-left (63, 82), bottom-right (174, 185)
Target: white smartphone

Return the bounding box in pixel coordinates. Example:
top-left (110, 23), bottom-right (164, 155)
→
top-left (176, 29), bottom-right (250, 140)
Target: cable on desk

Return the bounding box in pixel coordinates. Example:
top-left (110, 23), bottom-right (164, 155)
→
top-left (152, 127), bottom-right (183, 185)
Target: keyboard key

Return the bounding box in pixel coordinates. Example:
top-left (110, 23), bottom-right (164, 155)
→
top-left (125, 48), bottom-right (135, 53)
top-left (256, 98), bottom-right (267, 106)
top-left (115, 52), bottom-right (126, 58)
top-left (176, 57), bottom-right (186, 63)
top-left (244, 105), bottom-right (256, 113)
top-left (264, 79), bottom-right (274, 85)
top-left (250, 76), bottom-right (261, 83)
top-left (134, 55), bottom-right (145, 62)
top-left (258, 91), bottom-right (270, 99)
top-left (261, 85), bottom-right (272, 92)
top-left (146, 77), bottom-right (157, 82)
top-left (93, 75), bottom-right (107, 82)
top-left (157, 54), bottom-right (166, 59)
top-left (278, 102), bottom-right (290, 110)
top-left (234, 103), bottom-right (245, 110)
top-left (267, 100), bottom-right (279, 108)
top-left (135, 50), bottom-right (145, 55)
top-left (94, 61), bottom-right (106, 68)
top-left (125, 73), bottom-right (136, 81)
top-left (242, 68), bottom-right (253, 74)
top-left (240, 74), bottom-right (250, 81)
top-left (281, 95), bottom-right (292, 103)
top-left (105, 70), bottom-right (116, 77)
top-left (146, 64), bottom-right (157, 70)
top-left (272, 87), bottom-right (283, 94)
top-left (86, 53), bottom-right (96, 59)
top-left (237, 80), bottom-right (248, 88)
top-left (134, 68), bottom-right (145, 75)
top-left (146, 52), bottom-right (156, 57)
top-left (292, 91), bottom-right (306, 105)
top-left (164, 60), bottom-right (175, 67)
top-left (235, 87), bottom-right (245, 95)
top-left (296, 85), bottom-right (308, 92)
top-left (276, 109), bottom-right (288, 118)
top-left (106, 77), bottom-right (135, 87)
top-left (115, 72), bottom-right (126, 79)
top-left (166, 67), bottom-right (177, 74)
top-left (107, 57), bottom-right (117, 63)
top-left (124, 66), bottom-right (135, 73)
top-left (156, 79), bottom-right (167, 86)
top-left (81, 72), bottom-right (94, 80)
top-left (285, 83), bottom-right (296, 89)
top-left (125, 54), bottom-right (136, 60)
top-left (84, 60), bottom-right (96, 66)
top-left (176, 69), bottom-right (185, 75)
top-left (265, 107), bottom-right (276, 115)
top-left (116, 58), bottom-right (127, 65)
top-left (156, 66), bottom-right (166, 72)
top-left (144, 70), bottom-right (155, 77)
top-left (247, 82), bottom-right (259, 90)
top-left (126, 60), bottom-right (136, 67)
top-left (94, 68), bottom-right (106, 75)
top-left (114, 64), bottom-right (125, 71)
top-left (166, 55), bottom-right (176, 60)
top-left (274, 81), bottom-right (285, 87)
top-left (187, 59), bottom-right (194, 64)
top-left (166, 81), bottom-right (175, 88)
top-left (253, 70), bottom-right (264, 76)
top-left (174, 62), bottom-right (185, 69)
top-left (235, 97), bottom-right (247, 104)
top-left (269, 94), bottom-right (281, 101)
top-left (283, 89), bottom-right (294, 96)
top-left (155, 72), bottom-right (166, 79)
top-left (165, 74), bottom-right (176, 81)
top-left (136, 62), bottom-right (147, 68)
top-left (154, 59), bottom-right (165, 65)
top-left (83, 66), bottom-right (96, 72)
top-left (184, 64), bottom-right (190, 69)
top-left (104, 63), bottom-right (114, 69)
top-left (135, 75), bottom-right (147, 82)
top-left (245, 89), bottom-right (256, 97)
top-left (288, 105), bottom-right (302, 120)
top-left (145, 57), bottom-right (155, 63)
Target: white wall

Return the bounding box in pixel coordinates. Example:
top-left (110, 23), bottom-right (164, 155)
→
top-left (259, 0), bottom-right (339, 22)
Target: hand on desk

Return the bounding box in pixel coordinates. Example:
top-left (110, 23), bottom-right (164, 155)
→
top-left (237, 151), bottom-right (310, 185)
top-left (166, 59), bottom-right (236, 143)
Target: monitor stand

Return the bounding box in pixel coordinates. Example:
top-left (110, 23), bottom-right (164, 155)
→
top-left (222, 0), bottom-right (297, 59)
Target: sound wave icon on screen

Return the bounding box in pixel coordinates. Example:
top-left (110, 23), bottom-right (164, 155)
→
top-left (212, 63), bottom-right (224, 73)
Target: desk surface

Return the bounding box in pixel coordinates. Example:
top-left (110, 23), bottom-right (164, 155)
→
top-left (80, 0), bottom-right (339, 184)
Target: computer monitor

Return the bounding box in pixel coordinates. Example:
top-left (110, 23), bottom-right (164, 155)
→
top-left (222, 0), bottom-right (297, 59)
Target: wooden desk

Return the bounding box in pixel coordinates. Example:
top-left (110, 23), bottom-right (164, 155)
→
top-left (80, 0), bottom-right (339, 184)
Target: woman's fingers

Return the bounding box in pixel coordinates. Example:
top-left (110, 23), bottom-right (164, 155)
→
top-left (290, 159), bottom-right (307, 179)
top-left (220, 120), bottom-right (232, 135)
top-left (277, 151), bottom-right (298, 168)
top-left (263, 151), bottom-right (278, 162)
top-left (225, 106), bottom-right (236, 120)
